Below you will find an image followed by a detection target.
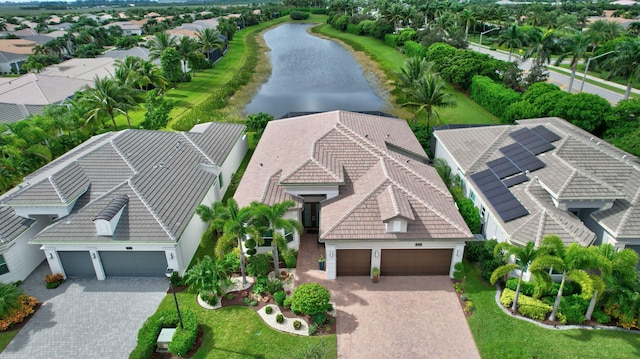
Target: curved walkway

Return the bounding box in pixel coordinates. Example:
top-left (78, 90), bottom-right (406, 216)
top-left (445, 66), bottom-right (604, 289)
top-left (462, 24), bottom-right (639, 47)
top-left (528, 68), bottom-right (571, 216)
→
top-left (493, 284), bottom-right (640, 334)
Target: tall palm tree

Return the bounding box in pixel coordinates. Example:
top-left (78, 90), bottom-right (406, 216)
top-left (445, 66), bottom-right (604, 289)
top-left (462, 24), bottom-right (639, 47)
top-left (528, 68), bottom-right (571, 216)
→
top-left (394, 57), bottom-right (432, 95)
top-left (523, 28), bottom-right (556, 67)
top-left (555, 32), bottom-right (591, 93)
top-left (401, 73), bottom-right (456, 132)
top-left (587, 20), bottom-right (623, 53)
top-left (251, 200), bottom-right (302, 274)
top-left (459, 8), bottom-right (475, 40)
top-left (530, 236), bottom-right (601, 322)
top-left (196, 28), bottom-right (224, 61)
top-left (602, 39), bottom-right (640, 99)
top-left (114, 56), bottom-right (143, 88)
top-left (498, 24), bottom-right (525, 62)
top-left (148, 32), bottom-right (177, 61)
top-left (81, 76), bottom-right (130, 131)
top-left (490, 241), bottom-right (543, 311)
top-left (176, 36), bottom-right (199, 77)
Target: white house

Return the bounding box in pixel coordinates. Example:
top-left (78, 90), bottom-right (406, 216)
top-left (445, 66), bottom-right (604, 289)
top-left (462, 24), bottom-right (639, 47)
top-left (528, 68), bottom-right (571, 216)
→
top-left (0, 122), bottom-right (248, 282)
top-left (433, 118), bottom-right (640, 268)
top-left (234, 111), bottom-right (473, 279)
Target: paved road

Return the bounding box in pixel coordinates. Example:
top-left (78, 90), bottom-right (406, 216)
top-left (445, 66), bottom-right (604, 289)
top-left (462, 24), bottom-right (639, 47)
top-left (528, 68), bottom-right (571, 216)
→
top-left (1, 262), bottom-right (168, 359)
top-left (468, 44), bottom-right (635, 105)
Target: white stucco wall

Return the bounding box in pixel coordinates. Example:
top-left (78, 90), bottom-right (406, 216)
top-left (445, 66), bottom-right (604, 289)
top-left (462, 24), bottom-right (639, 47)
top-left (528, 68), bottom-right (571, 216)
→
top-left (0, 216), bottom-right (49, 283)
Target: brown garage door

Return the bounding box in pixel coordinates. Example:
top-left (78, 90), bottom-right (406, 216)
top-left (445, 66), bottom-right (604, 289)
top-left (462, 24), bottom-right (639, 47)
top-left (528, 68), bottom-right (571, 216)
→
top-left (381, 249), bottom-right (453, 276)
top-left (337, 249), bottom-right (371, 276)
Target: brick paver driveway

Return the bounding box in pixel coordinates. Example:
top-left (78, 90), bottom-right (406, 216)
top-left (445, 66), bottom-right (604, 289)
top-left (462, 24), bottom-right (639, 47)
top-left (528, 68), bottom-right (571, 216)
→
top-left (1, 263), bottom-right (168, 359)
top-left (297, 234), bottom-right (480, 359)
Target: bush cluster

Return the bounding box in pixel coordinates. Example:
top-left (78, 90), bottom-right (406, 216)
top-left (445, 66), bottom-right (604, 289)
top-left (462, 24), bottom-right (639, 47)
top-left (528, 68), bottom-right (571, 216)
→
top-left (500, 289), bottom-right (552, 320)
top-left (246, 253), bottom-right (271, 277)
top-left (130, 309), bottom-right (198, 359)
top-left (290, 283), bottom-right (331, 315)
top-left (505, 278), bottom-right (535, 297)
top-left (470, 75), bottom-right (522, 121)
top-left (274, 290), bottom-right (287, 306)
top-left (384, 34), bottom-right (398, 48)
top-left (45, 273), bottom-right (65, 289)
top-left (404, 40), bottom-right (426, 58)
top-left (464, 239), bottom-right (503, 282)
top-left (265, 306), bottom-right (273, 314)
top-left (559, 294), bottom-right (589, 324)
top-left (289, 11), bottom-right (310, 20)
top-left (276, 314), bottom-right (284, 323)
top-left (0, 295), bottom-right (37, 332)
top-left (293, 320), bottom-right (302, 330)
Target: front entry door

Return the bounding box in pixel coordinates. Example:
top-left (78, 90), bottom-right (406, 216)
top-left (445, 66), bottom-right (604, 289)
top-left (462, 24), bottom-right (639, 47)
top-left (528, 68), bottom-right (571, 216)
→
top-left (303, 202), bottom-right (319, 228)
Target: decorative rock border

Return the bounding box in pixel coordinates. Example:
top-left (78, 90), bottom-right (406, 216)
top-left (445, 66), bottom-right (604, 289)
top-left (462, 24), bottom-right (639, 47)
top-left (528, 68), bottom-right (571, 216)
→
top-left (197, 276), bottom-right (255, 310)
top-left (268, 269), bottom-right (296, 294)
top-left (493, 284), bottom-right (640, 334)
top-left (258, 304), bottom-right (309, 336)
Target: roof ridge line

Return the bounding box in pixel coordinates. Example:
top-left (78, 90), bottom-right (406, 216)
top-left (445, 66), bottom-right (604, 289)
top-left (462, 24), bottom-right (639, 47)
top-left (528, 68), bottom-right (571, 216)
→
top-left (259, 170), bottom-right (282, 203)
top-left (614, 189), bottom-right (640, 235)
top-left (387, 185), bottom-right (401, 217)
top-left (467, 127), bottom-right (511, 173)
top-left (181, 131), bottom-right (216, 165)
top-left (386, 151), bottom-right (451, 197)
top-left (310, 157), bottom-right (342, 181)
top-left (47, 174), bottom-right (67, 203)
top-left (109, 133), bottom-right (138, 174)
top-left (126, 179), bottom-right (176, 241)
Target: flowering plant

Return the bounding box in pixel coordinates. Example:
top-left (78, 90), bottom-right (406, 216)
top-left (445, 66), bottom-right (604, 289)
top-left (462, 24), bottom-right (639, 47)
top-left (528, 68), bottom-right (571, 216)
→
top-left (45, 274), bottom-right (64, 289)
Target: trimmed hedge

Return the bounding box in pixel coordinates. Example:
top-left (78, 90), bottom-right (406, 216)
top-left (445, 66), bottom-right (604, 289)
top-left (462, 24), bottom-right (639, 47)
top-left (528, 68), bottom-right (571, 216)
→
top-left (500, 289), bottom-right (552, 320)
top-left (346, 23), bottom-right (361, 35)
top-left (130, 309), bottom-right (198, 359)
top-left (506, 278), bottom-right (535, 297)
top-left (404, 40), bottom-right (426, 58)
top-left (470, 75), bottom-right (521, 121)
top-left (290, 283), bottom-right (331, 315)
top-left (384, 34), bottom-right (398, 48)
top-left (290, 11), bottom-right (310, 20)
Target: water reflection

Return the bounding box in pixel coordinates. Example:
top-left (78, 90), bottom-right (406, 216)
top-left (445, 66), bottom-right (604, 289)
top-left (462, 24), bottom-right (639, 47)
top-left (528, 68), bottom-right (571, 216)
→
top-left (245, 23), bottom-right (386, 117)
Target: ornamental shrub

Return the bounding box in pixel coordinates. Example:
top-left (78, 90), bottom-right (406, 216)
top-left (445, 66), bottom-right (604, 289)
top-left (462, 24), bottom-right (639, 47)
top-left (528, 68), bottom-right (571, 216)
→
top-left (346, 24), bottom-right (361, 35)
top-left (470, 75), bottom-right (522, 120)
top-left (425, 43), bottom-right (457, 63)
top-left (283, 297), bottom-right (292, 309)
top-left (274, 290), bottom-right (287, 306)
top-left (506, 278), bottom-right (535, 297)
top-left (283, 249), bottom-right (297, 268)
top-left (0, 293), bottom-right (37, 332)
top-left (384, 34), bottom-right (398, 48)
top-left (312, 313), bottom-right (326, 325)
top-left (501, 289), bottom-right (553, 320)
top-left (289, 11), bottom-right (310, 20)
top-left (265, 306), bottom-right (273, 314)
top-left (130, 309), bottom-right (197, 359)
top-left (593, 309), bottom-right (611, 324)
top-left (502, 100), bottom-right (542, 124)
top-left (290, 283), bottom-right (331, 315)
top-left (293, 320), bottom-right (302, 330)
top-left (276, 314), bottom-right (284, 323)
top-left (246, 253), bottom-right (271, 277)
top-left (404, 41), bottom-right (426, 58)
top-left (559, 294), bottom-right (588, 324)
top-left (45, 273), bottom-right (64, 289)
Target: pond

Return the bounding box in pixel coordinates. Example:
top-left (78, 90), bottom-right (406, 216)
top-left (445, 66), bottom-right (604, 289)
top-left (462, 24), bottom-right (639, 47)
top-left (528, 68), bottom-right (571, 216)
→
top-left (244, 23), bottom-right (387, 117)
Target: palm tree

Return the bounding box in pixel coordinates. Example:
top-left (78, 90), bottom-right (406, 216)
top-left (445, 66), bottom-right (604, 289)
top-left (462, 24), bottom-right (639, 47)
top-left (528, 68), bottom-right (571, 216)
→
top-left (601, 39), bottom-right (640, 99)
top-left (197, 199), bottom-right (260, 285)
top-left (523, 28), bottom-right (556, 67)
top-left (148, 32), bottom-right (177, 61)
top-left (555, 32), bottom-right (590, 93)
top-left (251, 200), bottom-right (302, 274)
top-left (587, 20), bottom-right (623, 53)
top-left (196, 28), bottom-right (224, 61)
top-left (184, 255), bottom-right (230, 301)
top-left (176, 36), bottom-right (199, 77)
top-left (498, 24), bottom-right (525, 62)
top-left (401, 73), bottom-right (456, 132)
top-left (81, 77), bottom-right (130, 131)
top-left (584, 244), bottom-right (636, 320)
top-left (530, 236), bottom-right (601, 322)
top-left (490, 241), bottom-right (542, 311)
top-left (394, 57), bottom-right (432, 95)
top-left (459, 8), bottom-right (475, 40)
top-left (0, 283), bottom-right (23, 319)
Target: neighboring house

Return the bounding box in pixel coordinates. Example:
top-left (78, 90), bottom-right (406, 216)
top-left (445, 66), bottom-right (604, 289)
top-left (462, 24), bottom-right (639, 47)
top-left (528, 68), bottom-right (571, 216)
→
top-left (48, 22), bottom-right (72, 31)
top-left (235, 111), bottom-right (472, 279)
top-left (105, 21), bottom-right (143, 36)
top-left (434, 117), bottom-right (640, 268)
top-left (100, 46), bottom-right (153, 63)
top-left (0, 123), bottom-right (248, 282)
top-left (38, 57), bottom-right (115, 81)
top-left (0, 39), bottom-right (36, 73)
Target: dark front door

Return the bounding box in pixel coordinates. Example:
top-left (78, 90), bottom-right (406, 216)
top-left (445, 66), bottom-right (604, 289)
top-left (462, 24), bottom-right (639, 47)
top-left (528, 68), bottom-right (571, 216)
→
top-left (303, 202), bottom-right (319, 228)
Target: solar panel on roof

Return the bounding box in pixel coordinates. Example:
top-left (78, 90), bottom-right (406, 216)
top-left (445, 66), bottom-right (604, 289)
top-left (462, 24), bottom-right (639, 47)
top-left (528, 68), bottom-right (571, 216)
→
top-left (516, 156), bottom-right (545, 172)
top-left (531, 125), bottom-right (561, 143)
top-left (509, 127), bottom-right (556, 154)
top-left (499, 143), bottom-right (545, 172)
top-left (487, 157), bottom-right (520, 178)
top-left (470, 169), bottom-right (529, 223)
top-left (502, 173), bottom-right (528, 187)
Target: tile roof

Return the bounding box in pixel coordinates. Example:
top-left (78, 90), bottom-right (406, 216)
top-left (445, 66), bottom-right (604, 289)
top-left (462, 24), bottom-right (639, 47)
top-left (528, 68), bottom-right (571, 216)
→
top-left (39, 58), bottom-right (115, 81)
top-left (434, 117), bottom-right (640, 243)
top-left (235, 111), bottom-right (472, 242)
top-left (1, 122), bottom-right (245, 245)
top-left (0, 73), bottom-right (91, 105)
top-left (0, 206), bottom-right (34, 244)
top-left (0, 39), bottom-right (36, 55)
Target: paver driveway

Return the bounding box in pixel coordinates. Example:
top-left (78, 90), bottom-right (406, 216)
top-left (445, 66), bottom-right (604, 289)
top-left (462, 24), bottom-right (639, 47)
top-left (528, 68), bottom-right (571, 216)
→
top-left (297, 235), bottom-right (480, 359)
top-left (1, 263), bottom-right (168, 359)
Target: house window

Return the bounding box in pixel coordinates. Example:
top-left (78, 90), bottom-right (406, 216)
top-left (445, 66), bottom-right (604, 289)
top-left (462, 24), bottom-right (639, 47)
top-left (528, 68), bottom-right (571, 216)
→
top-left (0, 254), bottom-right (9, 275)
top-left (470, 191), bottom-right (476, 202)
top-left (480, 206), bottom-right (486, 219)
top-left (218, 173), bottom-right (224, 188)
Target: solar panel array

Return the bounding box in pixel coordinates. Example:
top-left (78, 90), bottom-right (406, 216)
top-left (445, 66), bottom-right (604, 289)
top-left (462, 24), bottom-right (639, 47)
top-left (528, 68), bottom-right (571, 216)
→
top-left (470, 126), bottom-right (562, 223)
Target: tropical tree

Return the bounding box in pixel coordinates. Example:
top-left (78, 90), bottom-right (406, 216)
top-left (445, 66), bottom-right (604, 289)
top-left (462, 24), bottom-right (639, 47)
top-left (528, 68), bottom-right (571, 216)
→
top-left (498, 24), bottom-right (525, 62)
top-left (394, 56), bottom-right (432, 95)
top-left (81, 77), bottom-right (132, 130)
top-left (0, 283), bottom-right (23, 319)
top-left (530, 236), bottom-right (602, 322)
top-left (555, 32), bottom-right (591, 93)
top-left (601, 39), bottom-right (640, 99)
top-left (524, 28), bottom-right (557, 67)
top-left (587, 20), bottom-right (623, 53)
top-left (196, 199), bottom-right (260, 285)
top-left (148, 32), bottom-right (177, 61)
top-left (176, 36), bottom-right (199, 77)
top-left (184, 255), bottom-right (230, 301)
top-left (490, 241), bottom-right (543, 311)
top-left (195, 28), bottom-right (224, 61)
top-left (401, 73), bottom-right (456, 132)
top-left (251, 200), bottom-right (302, 274)
top-left (459, 8), bottom-right (475, 40)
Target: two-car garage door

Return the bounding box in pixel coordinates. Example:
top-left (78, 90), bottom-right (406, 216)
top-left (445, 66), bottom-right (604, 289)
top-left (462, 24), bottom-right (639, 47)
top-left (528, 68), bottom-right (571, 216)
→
top-left (58, 251), bottom-right (167, 278)
top-left (336, 248), bottom-right (452, 276)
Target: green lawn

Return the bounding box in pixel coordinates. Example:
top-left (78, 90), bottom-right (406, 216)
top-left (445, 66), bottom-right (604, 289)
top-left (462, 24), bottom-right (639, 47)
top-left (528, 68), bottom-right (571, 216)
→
top-left (0, 328), bottom-right (20, 352)
top-left (313, 24), bottom-right (499, 125)
top-left (155, 292), bottom-right (336, 359)
top-left (465, 263), bottom-right (640, 359)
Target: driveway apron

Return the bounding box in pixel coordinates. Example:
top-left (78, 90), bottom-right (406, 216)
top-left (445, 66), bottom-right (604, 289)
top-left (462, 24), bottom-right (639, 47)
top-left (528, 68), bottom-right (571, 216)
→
top-left (296, 233), bottom-right (480, 359)
top-left (1, 262), bottom-right (168, 359)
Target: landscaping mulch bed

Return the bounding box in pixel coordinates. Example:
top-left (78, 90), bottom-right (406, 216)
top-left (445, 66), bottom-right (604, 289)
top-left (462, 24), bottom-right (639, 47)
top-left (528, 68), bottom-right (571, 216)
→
top-left (151, 326), bottom-right (204, 359)
top-left (451, 279), bottom-right (473, 318)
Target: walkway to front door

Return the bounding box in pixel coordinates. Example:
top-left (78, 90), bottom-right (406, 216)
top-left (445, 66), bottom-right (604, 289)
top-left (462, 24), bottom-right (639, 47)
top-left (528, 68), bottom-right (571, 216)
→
top-left (295, 231), bottom-right (480, 359)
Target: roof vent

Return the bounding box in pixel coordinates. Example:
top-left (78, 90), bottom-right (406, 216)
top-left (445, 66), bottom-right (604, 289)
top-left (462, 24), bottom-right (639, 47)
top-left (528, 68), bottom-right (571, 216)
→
top-left (93, 194), bottom-right (129, 236)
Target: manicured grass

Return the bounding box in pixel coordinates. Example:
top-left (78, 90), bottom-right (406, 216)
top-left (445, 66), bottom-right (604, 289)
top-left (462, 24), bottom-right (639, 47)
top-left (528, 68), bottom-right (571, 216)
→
top-left (155, 292), bottom-right (336, 359)
top-left (0, 328), bottom-right (20, 352)
top-left (465, 262), bottom-right (640, 359)
top-left (314, 24), bottom-right (499, 125)
top-left (551, 65), bottom-right (639, 100)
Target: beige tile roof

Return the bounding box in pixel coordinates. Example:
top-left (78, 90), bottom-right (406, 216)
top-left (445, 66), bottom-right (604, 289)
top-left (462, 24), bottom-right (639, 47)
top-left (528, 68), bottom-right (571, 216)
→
top-left (235, 111), bottom-right (472, 242)
top-left (39, 58), bottom-right (115, 81)
top-left (0, 73), bottom-right (92, 105)
top-left (0, 39), bottom-right (36, 55)
top-left (435, 117), bottom-right (640, 243)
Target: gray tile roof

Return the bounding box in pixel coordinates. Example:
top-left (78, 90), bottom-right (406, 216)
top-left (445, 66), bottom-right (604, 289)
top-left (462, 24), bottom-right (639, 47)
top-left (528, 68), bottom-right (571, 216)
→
top-left (0, 206), bottom-right (34, 244)
top-left (235, 111), bottom-right (472, 242)
top-left (1, 122), bottom-right (245, 245)
top-left (434, 117), bottom-right (640, 243)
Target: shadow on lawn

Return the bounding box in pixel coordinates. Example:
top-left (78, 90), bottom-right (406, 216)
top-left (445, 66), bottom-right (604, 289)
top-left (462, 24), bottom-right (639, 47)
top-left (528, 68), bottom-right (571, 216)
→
top-left (562, 327), bottom-right (640, 353)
